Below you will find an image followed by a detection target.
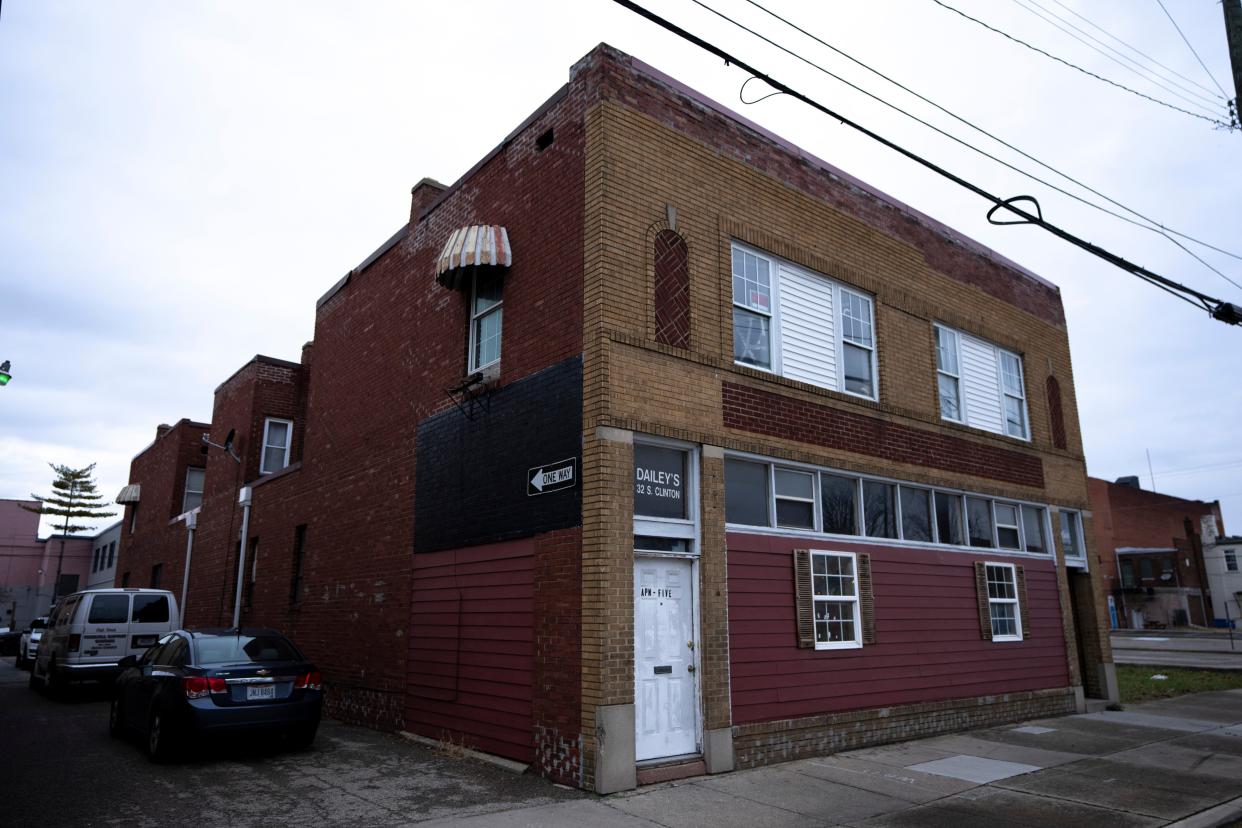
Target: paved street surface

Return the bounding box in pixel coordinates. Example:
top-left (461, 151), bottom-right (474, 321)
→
top-left (1112, 631), bottom-right (1242, 670)
top-left (7, 657), bottom-right (1242, 827)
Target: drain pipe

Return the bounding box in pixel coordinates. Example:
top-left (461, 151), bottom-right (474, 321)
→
top-left (180, 511), bottom-right (197, 627)
top-left (231, 486), bottom-right (253, 628)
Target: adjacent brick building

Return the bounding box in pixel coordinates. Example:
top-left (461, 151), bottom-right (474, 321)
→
top-left (1089, 475), bottom-right (1225, 628)
top-left (115, 44), bottom-right (1114, 792)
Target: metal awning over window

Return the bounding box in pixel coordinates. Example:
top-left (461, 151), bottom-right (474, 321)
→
top-left (116, 484), bottom-right (141, 504)
top-left (436, 225), bottom-right (511, 290)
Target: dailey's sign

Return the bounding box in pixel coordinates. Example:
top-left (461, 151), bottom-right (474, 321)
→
top-left (634, 444), bottom-right (688, 519)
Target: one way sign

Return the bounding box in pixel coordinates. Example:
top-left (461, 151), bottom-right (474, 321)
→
top-left (527, 457), bottom-right (577, 496)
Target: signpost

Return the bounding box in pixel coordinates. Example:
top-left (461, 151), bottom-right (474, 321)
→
top-left (528, 458), bottom-right (577, 496)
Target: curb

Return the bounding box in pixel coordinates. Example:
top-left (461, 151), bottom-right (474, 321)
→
top-left (1165, 795), bottom-right (1242, 828)
top-left (397, 731), bottom-right (531, 775)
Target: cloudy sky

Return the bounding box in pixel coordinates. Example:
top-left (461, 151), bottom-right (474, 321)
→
top-left (2, 0), bottom-right (1239, 538)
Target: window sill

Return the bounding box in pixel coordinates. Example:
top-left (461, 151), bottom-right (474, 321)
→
top-left (990, 635), bottom-right (1023, 643)
top-left (937, 414), bottom-right (1031, 445)
top-left (814, 641), bottom-right (863, 651)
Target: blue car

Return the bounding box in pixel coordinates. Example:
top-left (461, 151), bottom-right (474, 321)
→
top-left (110, 628), bottom-right (323, 762)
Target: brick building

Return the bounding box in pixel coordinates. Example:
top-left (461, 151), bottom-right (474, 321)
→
top-left (1, 498), bottom-right (101, 629)
top-left (115, 44), bottom-right (1114, 792)
top-left (1089, 475), bottom-right (1225, 629)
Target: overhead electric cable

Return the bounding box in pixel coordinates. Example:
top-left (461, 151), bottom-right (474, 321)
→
top-left (1154, 0), bottom-right (1231, 99)
top-left (610, 0), bottom-right (1241, 326)
top-left (1011, 0), bottom-right (1225, 111)
top-left (1048, 0), bottom-right (1225, 99)
top-left (715, 0), bottom-right (1242, 289)
top-left (928, 0), bottom-right (1234, 129)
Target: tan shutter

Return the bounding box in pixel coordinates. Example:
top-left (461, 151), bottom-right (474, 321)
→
top-left (793, 549), bottom-right (815, 648)
top-left (1016, 565), bottom-right (1032, 639)
top-left (858, 553), bottom-right (875, 645)
top-left (974, 561), bottom-right (993, 641)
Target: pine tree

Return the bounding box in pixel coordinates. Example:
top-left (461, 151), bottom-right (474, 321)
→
top-left (24, 463), bottom-right (116, 603)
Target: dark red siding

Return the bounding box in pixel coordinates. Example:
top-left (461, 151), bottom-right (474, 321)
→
top-left (406, 539), bottom-right (535, 762)
top-left (727, 531), bottom-right (1069, 725)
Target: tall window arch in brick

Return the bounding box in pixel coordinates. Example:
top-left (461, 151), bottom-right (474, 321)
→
top-left (653, 229), bottom-right (691, 349)
top-left (1046, 375), bottom-right (1067, 450)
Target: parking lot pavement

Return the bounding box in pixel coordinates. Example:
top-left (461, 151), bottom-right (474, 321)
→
top-left (10, 651), bottom-right (1242, 827)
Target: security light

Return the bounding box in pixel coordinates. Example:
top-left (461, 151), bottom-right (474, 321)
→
top-left (0, 360), bottom-right (10, 386)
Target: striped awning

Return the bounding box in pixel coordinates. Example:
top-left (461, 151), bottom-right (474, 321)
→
top-left (116, 484), bottom-right (141, 504)
top-left (435, 225), bottom-right (511, 289)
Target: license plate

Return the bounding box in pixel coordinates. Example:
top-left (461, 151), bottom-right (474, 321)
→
top-left (246, 684), bottom-right (276, 701)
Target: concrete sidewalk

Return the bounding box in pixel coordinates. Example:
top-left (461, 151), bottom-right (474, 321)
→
top-left (431, 690), bottom-right (1242, 827)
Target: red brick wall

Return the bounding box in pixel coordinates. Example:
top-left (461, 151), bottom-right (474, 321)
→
top-left (726, 531), bottom-right (1068, 725)
top-left (533, 526), bottom-right (583, 785)
top-left (115, 419), bottom-right (210, 596)
top-left (723, 382), bottom-right (1045, 488)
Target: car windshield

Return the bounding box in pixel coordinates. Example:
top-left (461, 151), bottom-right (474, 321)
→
top-left (193, 635), bottom-right (303, 665)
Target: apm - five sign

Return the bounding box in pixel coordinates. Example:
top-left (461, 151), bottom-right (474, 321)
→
top-left (527, 457), bottom-right (577, 496)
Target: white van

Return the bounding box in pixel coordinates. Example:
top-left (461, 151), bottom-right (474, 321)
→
top-left (30, 588), bottom-right (180, 693)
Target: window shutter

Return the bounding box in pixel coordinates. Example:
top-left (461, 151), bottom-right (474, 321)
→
top-left (973, 561), bottom-right (993, 641)
top-left (777, 264), bottom-right (838, 389)
top-left (1016, 565), bottom-right (1032, 639)
top-left (858, 553), bottom-right (875, 645)
top-left (793, 549), bottom-right (815, 649)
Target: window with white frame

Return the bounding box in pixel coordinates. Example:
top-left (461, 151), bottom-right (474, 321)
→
top-left (260, 418), bottom-right (293, 474)
top-left (1226, 550), bottom-right (1238, 572)
top-left (469, 271), bottom-right (503, 371)
top-left (731, 243), bottom-right (877, 400)
top-left (182, 467), bottom-right (205, 513)
top-left (811, 551), bottom-right (861, 648)
top-left (723, 454), bottom-right (1052, 554)
top-left (934, 323), bottom-right (1029, 440)
top-left (985, 563), bottom-right (1021, 640)
top-left (1060, 509), bottom-right (1085, 561)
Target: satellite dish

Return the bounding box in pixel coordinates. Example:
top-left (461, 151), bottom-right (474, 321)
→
top-left (224, 429), bottom-right (236, 451)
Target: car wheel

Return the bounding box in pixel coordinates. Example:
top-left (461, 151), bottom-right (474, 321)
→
top-left (288, 721), bottom-right (318, 751)
top-left (146, 711), bottom-right (175, 763)
top-left (109, 695), bottom-right (125, 739)
top-left (44, 660), bottom-right (64, 699)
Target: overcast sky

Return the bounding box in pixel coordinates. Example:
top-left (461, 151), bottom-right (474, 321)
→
top-left (2, 0), bottom-right (1239, 538)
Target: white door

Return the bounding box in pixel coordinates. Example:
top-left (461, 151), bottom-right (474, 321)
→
top-left (634, 557), bottom-right (699, 761)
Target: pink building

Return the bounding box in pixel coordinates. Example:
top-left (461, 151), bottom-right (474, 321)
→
top-left (0, 498), bottom-right (93, 629)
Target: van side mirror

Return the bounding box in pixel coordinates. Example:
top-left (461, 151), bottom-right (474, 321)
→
top-left (118, 655), bottom-right (138, 671)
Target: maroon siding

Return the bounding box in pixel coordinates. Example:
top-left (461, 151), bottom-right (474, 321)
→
top-left (406, 539), bottom-right (535, 762)
top-left (727, 531), bottom-right (1069, 725)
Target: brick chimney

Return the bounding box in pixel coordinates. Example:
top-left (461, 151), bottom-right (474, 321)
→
top-left (410, 177), bottom-right (448, 226)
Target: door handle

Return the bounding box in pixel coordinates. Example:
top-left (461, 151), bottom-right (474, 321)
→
top-left (687, 665), bottom-right (696, 674)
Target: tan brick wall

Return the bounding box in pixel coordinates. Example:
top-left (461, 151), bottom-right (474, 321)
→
top-left (578, 91), bottom-right (1111, 784)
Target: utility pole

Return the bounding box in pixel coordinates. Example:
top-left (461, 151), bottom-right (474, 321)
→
top-left (1225, 0), bottom-right (1242, 125)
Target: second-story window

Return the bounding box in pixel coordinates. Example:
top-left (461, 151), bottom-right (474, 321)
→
top-left (469, 271), bottom-right (503, 371)
top-left (261, 418), bottom-right (293, 474)
top-left (933, 323), bottom-right (1029, 440)
top-left (731, 243), bottom-right (877, 400)
top-left (182, 467), bottom-right (205, 513)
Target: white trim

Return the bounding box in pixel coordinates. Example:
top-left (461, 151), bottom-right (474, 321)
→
top-left (984, 561), bottom-right (1023, 642)
top-left (181, 467), bottom-right (205, 514)
top-left (260, 417), bottom-right (293, 475)
top-left (809, 549), bottom-right (863, 650)
top-left (935, 322), bottom-right (1030, 442)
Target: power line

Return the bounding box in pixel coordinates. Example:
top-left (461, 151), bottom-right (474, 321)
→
top-left (702, 0), bottom-right (1242, 293)
top-left (1011, 0), bottom-right (1225, 111)
top-left (1046, 0), bottom-right (1223, 99)
top-left (610, 0), bottom-right (1241, 325)
top-left (929, 0), bottom-right (1235, 129)
top-left (1155, 0), bottom-right (1231, 99)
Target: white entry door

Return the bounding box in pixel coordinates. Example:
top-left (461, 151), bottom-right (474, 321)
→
top-left (634, 556), bottom-right (699, 761)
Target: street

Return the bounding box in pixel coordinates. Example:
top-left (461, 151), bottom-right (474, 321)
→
top-left (1112, 632), bottom-right (1242, 670)
top-left (9, 655), bottom-right (1242, 826)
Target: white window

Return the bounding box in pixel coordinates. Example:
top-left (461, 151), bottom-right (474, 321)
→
top-left (995, 503), bottom-right (1021, 550)
top-left (1060, 509), bottom-right (1085, 564)
top-left (935, 326), bottom-right (962, 421)
top-left (935, 324), bottom-right (1029, 440)
top-left (469, 271), bottom-right (503, 371)
top-left (811, 551), bottom-right (861, 648)
top-left (260, 418), bottom-right (293, 474)
top-left (774, 468), bottom-right (815, 530)
top-left (182, 467), bottom-right (205, 513)
top-left (1226, 550), bottom-right (1238, 573)
top-left (986, 563), bottom-right (1022, 641)
top-left (732, 243), bottom-right (877, 400)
